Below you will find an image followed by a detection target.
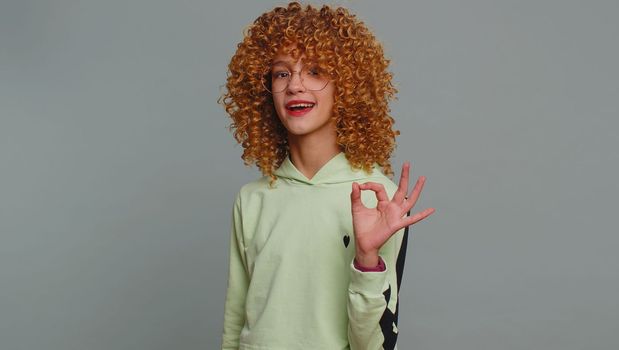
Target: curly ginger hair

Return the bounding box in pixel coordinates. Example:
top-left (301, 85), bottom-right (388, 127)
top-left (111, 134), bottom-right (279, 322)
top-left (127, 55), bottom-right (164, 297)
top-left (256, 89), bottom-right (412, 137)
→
top-left (220, 2), bottom-right (400, 186)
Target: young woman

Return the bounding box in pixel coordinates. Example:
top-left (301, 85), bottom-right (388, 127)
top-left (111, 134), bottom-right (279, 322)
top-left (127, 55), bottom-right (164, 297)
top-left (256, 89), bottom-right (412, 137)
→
top-left (220, 2), bottom-right (435, 349)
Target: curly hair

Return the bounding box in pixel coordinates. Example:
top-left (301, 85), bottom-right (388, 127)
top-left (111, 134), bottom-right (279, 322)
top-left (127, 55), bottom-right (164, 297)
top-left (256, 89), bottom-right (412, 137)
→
top-left (220, 1), bottom-right (400, 186)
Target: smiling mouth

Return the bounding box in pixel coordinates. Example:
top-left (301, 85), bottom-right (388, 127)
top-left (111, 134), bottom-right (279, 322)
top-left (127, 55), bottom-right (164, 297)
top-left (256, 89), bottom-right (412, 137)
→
top-left (286, 103), bottom-right (315, 112)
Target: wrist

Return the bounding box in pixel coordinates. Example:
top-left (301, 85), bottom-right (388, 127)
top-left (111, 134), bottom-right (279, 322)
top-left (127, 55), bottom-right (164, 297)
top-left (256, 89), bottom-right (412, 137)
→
top-left (354, 251), bottom-right (380, 268)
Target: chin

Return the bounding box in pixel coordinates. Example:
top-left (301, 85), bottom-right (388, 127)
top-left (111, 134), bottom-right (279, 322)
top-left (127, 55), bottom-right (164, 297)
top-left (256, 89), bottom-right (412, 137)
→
top-left (285, 127), bottom-right (313, 137)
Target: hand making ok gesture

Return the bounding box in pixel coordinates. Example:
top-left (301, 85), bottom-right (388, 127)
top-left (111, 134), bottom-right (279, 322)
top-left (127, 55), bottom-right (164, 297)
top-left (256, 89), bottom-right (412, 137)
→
top-left (350, 161), bottom-right (435, 268)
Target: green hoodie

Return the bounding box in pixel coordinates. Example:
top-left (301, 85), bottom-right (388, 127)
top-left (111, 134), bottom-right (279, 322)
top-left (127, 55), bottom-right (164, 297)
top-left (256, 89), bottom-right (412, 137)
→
top-left (222, 151), bottom-right (408, 350)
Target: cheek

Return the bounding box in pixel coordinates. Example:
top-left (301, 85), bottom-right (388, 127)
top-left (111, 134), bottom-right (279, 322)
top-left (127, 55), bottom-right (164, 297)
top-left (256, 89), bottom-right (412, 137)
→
top-left (320, 91), bottom-right (335, 113)
top-left (272, 96), bottom-right (285, 118)
top-left (324, 85), bottom-right (335, 104)
top-left (272, 95), bottom-right (283, 108)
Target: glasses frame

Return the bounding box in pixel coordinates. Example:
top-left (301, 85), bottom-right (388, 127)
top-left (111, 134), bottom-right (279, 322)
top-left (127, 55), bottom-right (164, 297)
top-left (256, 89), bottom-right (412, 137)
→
top-left (261, 66), bottom-right (331, 94)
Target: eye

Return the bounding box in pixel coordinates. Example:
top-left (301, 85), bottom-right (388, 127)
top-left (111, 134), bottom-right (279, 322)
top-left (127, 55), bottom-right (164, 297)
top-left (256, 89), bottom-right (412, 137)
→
top-left (272, 70), bottom-right (290, 79)
top-left (307, 67), bottom-right (320, 76)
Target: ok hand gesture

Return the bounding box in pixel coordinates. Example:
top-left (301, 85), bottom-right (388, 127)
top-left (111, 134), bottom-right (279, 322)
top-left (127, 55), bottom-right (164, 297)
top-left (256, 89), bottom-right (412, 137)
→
top-left (350, 162), bottom-right (435, 268)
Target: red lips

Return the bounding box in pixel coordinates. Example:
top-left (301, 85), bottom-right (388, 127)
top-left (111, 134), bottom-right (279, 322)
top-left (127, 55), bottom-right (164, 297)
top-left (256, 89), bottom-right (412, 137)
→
top-left (285, 100), bottom-right (315, 117)
top-left (285, 100), bottom-right (316, 109)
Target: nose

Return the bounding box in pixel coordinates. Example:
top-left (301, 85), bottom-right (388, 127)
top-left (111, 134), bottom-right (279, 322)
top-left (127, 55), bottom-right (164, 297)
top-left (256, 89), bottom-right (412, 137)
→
top-left (286, 71), bottom-right (306, 93)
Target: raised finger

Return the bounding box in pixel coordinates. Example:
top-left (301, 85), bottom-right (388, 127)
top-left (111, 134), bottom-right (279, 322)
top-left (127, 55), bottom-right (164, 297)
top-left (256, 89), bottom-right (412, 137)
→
top-left (358, 181), bottom-right (390, 203)
top-left (402, 207), bottom-right (435, 227)
top-left (392, 161), bottom-right (410, 204)
top-left (350, 182), bottom-right (366, 212)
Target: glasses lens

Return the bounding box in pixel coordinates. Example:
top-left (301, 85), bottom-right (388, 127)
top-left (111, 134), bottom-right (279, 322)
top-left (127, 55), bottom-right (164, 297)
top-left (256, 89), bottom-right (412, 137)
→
top-left (301, 67), bottom-right (329, 91)
top-left (263, 67), bottom-right (329, 93)
top-left (269, 69), bottom-right (290, 93)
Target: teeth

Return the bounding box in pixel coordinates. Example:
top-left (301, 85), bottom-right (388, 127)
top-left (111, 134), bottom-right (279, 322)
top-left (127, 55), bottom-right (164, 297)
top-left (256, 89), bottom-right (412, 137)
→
top-left (288, 103), bottom-right (314, 108)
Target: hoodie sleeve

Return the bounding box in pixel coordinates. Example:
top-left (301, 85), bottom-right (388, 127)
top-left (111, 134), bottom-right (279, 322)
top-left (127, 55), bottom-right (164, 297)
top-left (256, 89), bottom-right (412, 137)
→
top-left (221, 194), bottom-right (249, 350)
top-left (347, 223), bottom-right (407, 350)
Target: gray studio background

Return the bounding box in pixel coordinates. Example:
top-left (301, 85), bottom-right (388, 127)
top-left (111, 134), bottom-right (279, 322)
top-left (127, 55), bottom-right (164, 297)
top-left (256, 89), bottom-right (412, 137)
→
top-left (1, 0), bottom-right (617, 349)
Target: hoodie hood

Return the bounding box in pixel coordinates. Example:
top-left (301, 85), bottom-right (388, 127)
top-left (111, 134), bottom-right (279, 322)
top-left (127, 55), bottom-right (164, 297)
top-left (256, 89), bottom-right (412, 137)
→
top-left (273, 151), bottom-right (382, 186)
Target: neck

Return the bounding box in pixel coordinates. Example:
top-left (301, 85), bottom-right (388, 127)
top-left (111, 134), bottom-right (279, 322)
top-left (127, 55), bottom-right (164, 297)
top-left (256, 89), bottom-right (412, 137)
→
top-left (287, 127), bottom-right (341, 181)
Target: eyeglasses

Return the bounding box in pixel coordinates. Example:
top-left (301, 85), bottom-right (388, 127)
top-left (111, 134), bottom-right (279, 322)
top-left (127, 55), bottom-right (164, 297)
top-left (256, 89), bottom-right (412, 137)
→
top-left (261, 66), bottom-right (331, 93)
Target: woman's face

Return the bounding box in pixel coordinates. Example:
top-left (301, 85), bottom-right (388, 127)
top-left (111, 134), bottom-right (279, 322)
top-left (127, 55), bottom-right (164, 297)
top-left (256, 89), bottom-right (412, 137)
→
top-left (269, 53), bottom-right (336, 140)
